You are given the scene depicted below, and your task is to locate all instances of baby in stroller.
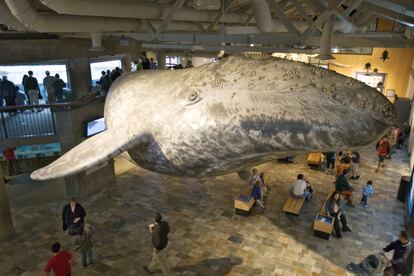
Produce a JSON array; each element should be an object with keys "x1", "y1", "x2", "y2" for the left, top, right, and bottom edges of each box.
[{"x1": 346, "y1": 253, "x2": 390, "y2": 275}]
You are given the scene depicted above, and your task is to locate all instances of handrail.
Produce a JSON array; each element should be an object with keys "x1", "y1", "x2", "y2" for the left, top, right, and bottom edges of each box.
[{"x1": 0, "y1": 94, "x2": 106, "y2": 112}]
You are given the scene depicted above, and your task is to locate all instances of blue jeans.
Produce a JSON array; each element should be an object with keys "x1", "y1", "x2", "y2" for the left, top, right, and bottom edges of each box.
[
  {"x1": 290, "y1": 190, "x2": 311, "y2": 200},
  {"x1": 303, "y1": 191, "x2": 311, "y2": 200},
  {"x1": 81, "y1": 248, "x2": 93, "y2": 266},
  {"x1": 326, "y1": 159, "x2": 335, "y2": 169},
  {"x1": 361, "y1": 195, "x2": 368, "y2": 205}
]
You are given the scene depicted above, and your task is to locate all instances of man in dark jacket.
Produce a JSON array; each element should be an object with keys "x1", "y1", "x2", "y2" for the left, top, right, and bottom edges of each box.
[
  {"x1": 52, "y1": 74, "x2": 66, "y2": 103},
  {"x1": 61, "y1": 197, "x2": 86, "y2": 238},
  {"x1": 144, "y1": 212, "x2": 171, "y2": 275},
  {"x1": 383, "y1": 231, "x2": 413, "y2": 275},
  {"x1": 141, "y1": 52, "x2": 150, "y2": 70},
  {"x1": 0, "y1": 76, "x2": 17, "y2": 113},
  {"x1": 335, "y1": 170, "x2": 355, "y2": 207},
  {"x1": 25, "y1": 70, "x2": 42, "y2": 106}
]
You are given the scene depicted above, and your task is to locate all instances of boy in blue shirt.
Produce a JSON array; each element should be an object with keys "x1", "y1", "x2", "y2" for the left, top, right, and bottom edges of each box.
[{"x1": 361, "y1": 180, "x2": 374, "y2": 207}]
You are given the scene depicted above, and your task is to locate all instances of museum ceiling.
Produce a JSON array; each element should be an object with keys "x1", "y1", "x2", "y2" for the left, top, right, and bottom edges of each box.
[{"x1": 0, "y1": 0, "x2": 413, "y2": 54}]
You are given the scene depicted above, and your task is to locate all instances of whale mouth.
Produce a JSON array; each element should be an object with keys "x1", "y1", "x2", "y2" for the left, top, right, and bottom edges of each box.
[{"x1": 31, "y1": 130, "x2": 149, "y2": 180}]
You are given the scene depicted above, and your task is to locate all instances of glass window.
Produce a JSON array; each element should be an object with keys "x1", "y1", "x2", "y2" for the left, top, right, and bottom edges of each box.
[
  {"x1": 0, "y1": 64, "x2": 68, "y2": 100},
  {"x1": 166, "y1": 56, "x2": 180, "y2": 69},
  {"x1": 90, "y1": 60, "x2": 122, "y2": 84}
]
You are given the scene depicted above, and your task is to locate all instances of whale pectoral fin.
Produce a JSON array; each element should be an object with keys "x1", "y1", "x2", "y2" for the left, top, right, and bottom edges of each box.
[
  {"x1": 31, "y1": 130, "x2": 147, "y2": 180},
  {"x1": 237, "y1": 169, "x2": 252, "y2": 180}
]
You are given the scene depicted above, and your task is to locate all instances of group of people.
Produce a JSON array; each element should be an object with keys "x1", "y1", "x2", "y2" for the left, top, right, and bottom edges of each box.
[
  {"x1": 96, "y1": 67, "x2": 123, "y2": 94},
  {"x1": 45, "y1": 197, "x2": 90, "y2": 275},
  {"x1": 132, "y1": 52, "x2": 157, "y2": 71},
  {"x1": 322, "y1": 150, "x2": 361, "y2": 179},
  {"x1": 45, "y1": 197, "x2": 171, "y2": 275},
  {"x1": 41, "y1": 71, "x2": 67, "y2": 104},
  {"x1": 245, "y1": 160, "x2": 411, "y2": 274},
  {"x1": 0, "y1": 70, "x2": 67, "y2": 112},
  {"x1": 132, "y1": 52, "x2": 194, "y2": 71}
]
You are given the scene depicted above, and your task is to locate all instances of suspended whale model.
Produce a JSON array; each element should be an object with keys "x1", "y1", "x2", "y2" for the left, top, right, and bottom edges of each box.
[{"x1": 31, "y1": 56, "x2": 395, "y2": 180}]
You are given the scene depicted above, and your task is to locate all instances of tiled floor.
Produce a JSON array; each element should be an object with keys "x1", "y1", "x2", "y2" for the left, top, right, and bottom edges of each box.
[{"x1": 0, "y1": 146, "x2": 411, "y2": 275}]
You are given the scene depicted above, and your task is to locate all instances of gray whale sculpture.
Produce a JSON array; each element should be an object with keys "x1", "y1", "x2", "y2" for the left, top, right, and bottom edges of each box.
[{"x1": 31, "y1": 55, "x2": 395, "y2": 180}]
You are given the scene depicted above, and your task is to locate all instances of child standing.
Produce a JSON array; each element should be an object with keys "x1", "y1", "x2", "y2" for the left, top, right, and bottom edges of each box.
[
  {"x1": 251, "y1": 181, "x2": 265, "y2": 209},
  {"x1": 75, "y1": 224, "x2": 93, "y2": 267},
  {"x1": 361, "y1": 181, "x2": 374, "y2": 207}
]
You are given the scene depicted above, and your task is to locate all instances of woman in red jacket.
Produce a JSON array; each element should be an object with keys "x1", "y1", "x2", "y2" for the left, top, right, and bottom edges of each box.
[{"x1": 376, "y1": 136, "x2": 390, "y2": 172}]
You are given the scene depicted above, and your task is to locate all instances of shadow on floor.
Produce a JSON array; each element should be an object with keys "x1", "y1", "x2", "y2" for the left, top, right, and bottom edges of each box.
[
  {"x1": 174, "y1": 257, "x2": 243, "y2": 275},
  {"x1": 6, "y1": 173, "x2": 66, "y2": 208}
]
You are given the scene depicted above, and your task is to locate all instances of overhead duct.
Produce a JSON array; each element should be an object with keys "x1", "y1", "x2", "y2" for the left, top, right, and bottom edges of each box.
[
  {"x1": 4, "y1": 0, "x2": 146, "y2": 33},
  {"x1": 249, "y1": 0, "x2": 360, "y2": 34},
  {"x1": 0, "y1": 0, "x2": 28, "y2": 31},
  {"x1": 89, "y1": 32, "x2": 105, "y2": 52},
  {"x1": 250, "y1": 0, "x2": 276, "y2": 33},
  {"x1": 39, "y1": 0, "x2": 246, "y2": 24},
  {"x1": 315, "y1": 15, "x2": 335, "y2": 60},
  {"x1": 224, "y1": 21, "x2": 309, "y2": 34},
  {"x1": 188, "y1": 0, "x2": 222, "y2": 10},
  {"x1": 334, "y1": 13, "x2": 360, "y2": 33}
]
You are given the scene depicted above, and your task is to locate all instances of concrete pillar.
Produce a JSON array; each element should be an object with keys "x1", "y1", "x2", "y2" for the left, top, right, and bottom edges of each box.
[
  {"x1": 66, "y1": 57, "x2": 92, "y2": 100},
  {"x1": 156, "y1": 51, "x2": 167, "y2": 69},
  {"x1": 121, "y1": 54, "x2": 132, "y2": 73},
  {"x1": 0, "y1": 169, "x2": 16, "y2": 242},
  {"x1": 54, "y1": 103, "x2": 116, "y2": 196}
]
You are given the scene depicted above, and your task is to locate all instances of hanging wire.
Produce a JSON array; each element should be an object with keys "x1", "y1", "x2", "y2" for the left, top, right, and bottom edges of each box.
[{"x1": 218, "y1": 0, "x2": 225, "y2": 57}]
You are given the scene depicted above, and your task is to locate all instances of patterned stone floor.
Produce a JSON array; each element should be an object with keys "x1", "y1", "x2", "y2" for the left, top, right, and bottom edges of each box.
[{"x1": 0, "y1": 146, "x2": 411, "y2": 276}]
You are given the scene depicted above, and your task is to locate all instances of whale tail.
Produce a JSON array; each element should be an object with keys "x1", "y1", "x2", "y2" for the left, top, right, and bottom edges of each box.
[{"x1": 31, "y1": 130, "x2": 149, "y2": 180}]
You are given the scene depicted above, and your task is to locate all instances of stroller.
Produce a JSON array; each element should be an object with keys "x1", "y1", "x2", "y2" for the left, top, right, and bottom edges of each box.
[{"x1": 346, "y1": 253, "x2": 390, "y2": 275}]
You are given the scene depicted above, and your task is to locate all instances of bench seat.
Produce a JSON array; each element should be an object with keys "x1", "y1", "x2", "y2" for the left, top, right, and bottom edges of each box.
[{"x1": 283, "y1": 196, "x2": 305, "y2": 215}]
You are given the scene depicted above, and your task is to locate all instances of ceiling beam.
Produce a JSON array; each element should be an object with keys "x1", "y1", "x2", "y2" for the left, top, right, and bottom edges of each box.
[
  {"x1": 291, "y1": 0, "x2": 313, "y2": 25},
  {"x1": 301, "y1": 0, "x2": 326, "y2": 14},
  {"x1": 269, "y1": 0, "x2": 302, "y2": 42},
  {"x1": 344, "y1": 0, "x2": 363, "y2": 17},
  {"x1": 127, "y1": 31, "x2": 414, "y2": 48},
  {"x1": 142, "y1": 43, "x2": 319, "y2": 54},
  {"x1": 194, "y1": 22, "x2": 206, "y2": 32},
  {"x1": 0, "y1": 38, "x2": 142, "y2": 65},
  {"x1": 242, "y1": 13, "x2": 254, "y2": 25},
  {"x1": 157, "y1": 0, "x2": 187, "y2": 34},
  {"x1": 363, "y1": 0, "x2": 414, "y2": 18},
  {"x1": 301, "y1": 0, "x2": 347, "y2": 41},
  {"x1": 388, "y1": 0, "x2": 414, "y2": 11},
  {"x1": 206, "y1": 0, "x2": 234, "y2": 32},
  {"x1": 140, "y1": 19, "x2": 156, "y2": 34},
  {"x1": 364, "y1": 2, "x2": 414, "y2": 26}
]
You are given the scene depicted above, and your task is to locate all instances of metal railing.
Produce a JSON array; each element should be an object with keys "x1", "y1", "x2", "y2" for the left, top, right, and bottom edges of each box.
[
  {"x1": 0, "y1": 104, "x2": 60, "y2": 139},
  {"x1": 0, "y1": 94, "x2": 106, "y2": 139}
]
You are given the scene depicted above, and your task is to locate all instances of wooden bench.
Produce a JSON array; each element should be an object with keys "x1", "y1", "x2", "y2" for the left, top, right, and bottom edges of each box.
[
  {"x1": 307, "y1": 152, "x2": 322, "y2": 170},
  {"x1": 283, "y1": 196, "x2": 305, "y2": 215},
  {"x1": 234, "y1": 194, "x2": 255, "y2": 216}
]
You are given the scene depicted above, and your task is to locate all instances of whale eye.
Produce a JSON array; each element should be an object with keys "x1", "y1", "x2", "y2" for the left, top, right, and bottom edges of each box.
[{"x1": 189, "y1": 92, "x2": 198, "y2": 102}]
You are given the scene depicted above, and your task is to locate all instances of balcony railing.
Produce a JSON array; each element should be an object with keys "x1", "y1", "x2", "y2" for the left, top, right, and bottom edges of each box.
[
  {"x1": 0, "y1": 105, "x2": 60, "y2": 139},
  {"x1": 0, "y1": 94, "x2": 106, "y2": 139}
]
